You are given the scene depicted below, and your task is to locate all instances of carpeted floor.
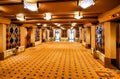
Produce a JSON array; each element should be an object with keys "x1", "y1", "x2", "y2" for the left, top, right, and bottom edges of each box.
[{"x1": 0, "y1": 42, "x2": 120, "y2": 79}]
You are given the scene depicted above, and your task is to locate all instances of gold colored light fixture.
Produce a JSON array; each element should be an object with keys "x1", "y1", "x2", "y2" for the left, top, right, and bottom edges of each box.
[
  {"x1": 16, "y1": 13, "x2": 25, "y2": 21},
  {"x1": 44, "y1": 13, "x2": 52, "y2": 20},
  {"x1": 78, "y1": 0, "x2": 95, "y2": 9},
  {"x1": 74, "y1": 11, "x2": 83, "y2": 19}
]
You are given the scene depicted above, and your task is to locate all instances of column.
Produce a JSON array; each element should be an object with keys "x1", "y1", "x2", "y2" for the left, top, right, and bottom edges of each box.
[
  {"x1": 104, "y1": 22, "x2": 117, "y2": 67},
  {"x1": 20, "y1": 26, "x2": 27, "y2": 46},
  {"x1": 81, "y1": 28, "x2": 85, "y2": 44},
  {"x1": 40, "y1": 28, "x2": 42, "y2": 43},
  {"x1": 0, "y1": 24, "x2": 6, "y2": 52},
  {"x1": 59, "y1": 29, "x2": 61, "y2": 41},
  {"x1": 91, "y1": 25, "x2": 96, "y2": 50},
  {"x1": 86, "y1": 27, "x2": 91, "y2": 48},
  {"x1": 79, "y1": 27, "x2": 82, "y2": 43},
  {"x1": 47, "y1": 29, "x2": 50, "y2": 41},
  {"x1": 31, "y1": 27, "x2": 36, "y2": 46}
]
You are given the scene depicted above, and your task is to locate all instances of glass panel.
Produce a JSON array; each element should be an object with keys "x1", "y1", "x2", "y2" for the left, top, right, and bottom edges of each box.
[
  {"x1": 55, "y1": 30, "x2": 60, "y2": 42},
  {"x1": 69, "y1": 29, "x2": 74, "y2": 42},
  {"x1": 95, "y1": 24, "x2": 104, "y2": 53}
]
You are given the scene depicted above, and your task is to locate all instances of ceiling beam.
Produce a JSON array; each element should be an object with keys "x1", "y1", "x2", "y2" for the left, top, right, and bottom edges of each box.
[
  {"x1": 11, "y1": 18, "x2": 98, "y2": 24},
  {"x1": 0, "y1": 0, "x2": 77, "y2": 5}
]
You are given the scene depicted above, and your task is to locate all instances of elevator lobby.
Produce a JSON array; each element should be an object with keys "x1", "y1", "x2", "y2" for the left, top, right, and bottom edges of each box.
[{"x1": 0, "y1": 0, "x2": 120, "y2": 79}]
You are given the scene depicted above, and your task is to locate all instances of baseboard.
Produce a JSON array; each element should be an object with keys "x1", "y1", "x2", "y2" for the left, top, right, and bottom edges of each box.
[
  {"x1": 35, "y1": 41, "x2": 41, "y2": 46},
  {"x1": 96, "y1": 51, "x2": 105, "y2": 62},
  {"x1": 111, "y1": 59, "x2": 117, "y2": 67}
]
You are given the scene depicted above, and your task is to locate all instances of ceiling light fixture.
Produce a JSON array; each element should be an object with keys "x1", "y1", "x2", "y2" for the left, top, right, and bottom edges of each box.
[
  {"x1": 43, "y1": 24, "x2": 47, "y2": 27},
  {"x1": 72, "y1": 23, "x2": 77, "y2": 26},
  {"x1": 61, "y1": 27, "x2": 65, "y2": 30},
  {"x1": 24, "y1": 0, "x2": 38, "y2": 11},
  {"x1": 44, "y1": 13, "x2": 52, "y2": 20},
  {"x1": 74, "y1": 11, "x2": 83, "y2": 19},
  {"x1": 54, "y1": 23, "x2": 58, "y2": 25},
  {"x1": 57, "y1": 24, "x2": 61, "y2": 27},
  {"x1": 37, "y1": 23, "x2": 41, "y2": 26},
  {"x1": 78, "y1": 0, "x2": 95, "y2": 9},
  {"x1": 16, "y1": 13, "x2": 25, "y2": 21},
  {"x1": 71, "y1": 27, "x2": 73, "y2": 29}
]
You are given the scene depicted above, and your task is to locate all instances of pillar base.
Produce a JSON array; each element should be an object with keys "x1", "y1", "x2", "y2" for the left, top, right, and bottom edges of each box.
[
  {"x1": 0, "y1": 52, "x2": 4, "y2": 60},
  {"x1": 85, "y1": 44, "x2": 91, "y2": 49},
  {"x1": 104, "y1": 57, "x2": 116, "y2": 68},
  {"x1": 80, "y1": 40, "x2": 82, "y2": 43}
]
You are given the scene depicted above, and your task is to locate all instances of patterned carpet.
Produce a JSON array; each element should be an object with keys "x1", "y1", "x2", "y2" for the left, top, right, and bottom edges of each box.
[{"x1": 0, "y1": 42, "x2": 120, "y2": 79}]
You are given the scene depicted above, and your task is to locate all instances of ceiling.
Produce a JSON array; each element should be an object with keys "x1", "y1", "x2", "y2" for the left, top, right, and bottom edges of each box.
[{"x1": 0, "y1": 0, "x2": 120, "y2": 28}]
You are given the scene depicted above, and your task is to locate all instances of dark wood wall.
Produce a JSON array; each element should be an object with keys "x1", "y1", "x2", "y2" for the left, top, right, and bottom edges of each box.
[{"x1": 116, "y1": 23, "x2": 120, "y2": 69}]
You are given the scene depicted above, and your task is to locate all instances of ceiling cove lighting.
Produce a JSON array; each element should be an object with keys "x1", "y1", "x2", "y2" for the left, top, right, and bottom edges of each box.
[
  {"x1": 74, "y1": 11, "x2": 83, "y2": 19},
  {"x1": 44, "y1": 13, "x2": 52, "y2": 20},
  {"x1": 16, "y1": 13, "x2": 25, "y2": 21},
  {"x1": 24, "y1": 0, "x2": 38, "y2": 11},
  {"x1": 78, "y1": 0, "x2": 95, "y2": 9}
]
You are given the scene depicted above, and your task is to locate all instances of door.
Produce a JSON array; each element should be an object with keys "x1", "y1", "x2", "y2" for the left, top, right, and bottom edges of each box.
[
  {"x1": 69, "y1": 29, "x2": 74, "y2": 42},
  {"x1": 55, "y1": 29, "x2": 60, "y2": 42},
  {"x1": 26, "y1": 27, "x2": 32, "y2": 48}
]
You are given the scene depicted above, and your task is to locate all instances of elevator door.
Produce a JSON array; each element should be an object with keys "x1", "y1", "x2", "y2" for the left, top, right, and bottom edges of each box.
[
  {"x1": 55, "y1": 30, "x2": 60, "y2": 42},
  {"x1": 117, "y1": 23, "x2": 120, "y2": 69},
  {"x1": 69, "y1": 29, "x2": 74, "y2": 42}
]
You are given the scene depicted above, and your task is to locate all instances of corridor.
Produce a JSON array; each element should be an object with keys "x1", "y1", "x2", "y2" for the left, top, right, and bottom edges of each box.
[{"x1": 0, "y1": 42, "x2": 119, "y2": 79}]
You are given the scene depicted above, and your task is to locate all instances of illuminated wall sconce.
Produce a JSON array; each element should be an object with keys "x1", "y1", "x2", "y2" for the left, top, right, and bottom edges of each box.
[
  {"x1": 74, "y1": 11, "x2": 83, "y2": 19},
  {"x1": 16, "y1": 13, "x2": 25, "y2": 21},
  {"x1": 24, "y1": 0, "x2": 38, "y2": 11},
  {"x1": 44, "y1": 13, "x2": 52, "y2": 20},
  {"x1": 78, "y1": 0, "x2": 95, "y2": 9}
]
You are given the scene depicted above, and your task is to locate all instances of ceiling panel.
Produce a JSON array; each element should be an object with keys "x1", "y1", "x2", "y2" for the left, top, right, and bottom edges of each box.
[{"x1": 0, "y1": 0, "x2": 119, "y2": 26}]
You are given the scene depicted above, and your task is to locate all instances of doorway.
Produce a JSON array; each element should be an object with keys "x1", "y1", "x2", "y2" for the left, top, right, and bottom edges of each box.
[
  {"x1": 55, "y1": 29, "x2": 60, "y2": 42},
  {"x1": 69, "y1": 29, "x2": 74, "y2": 42},
  {"x1": 26, "y1": 27, "x2": 32, "y2": 48}
]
